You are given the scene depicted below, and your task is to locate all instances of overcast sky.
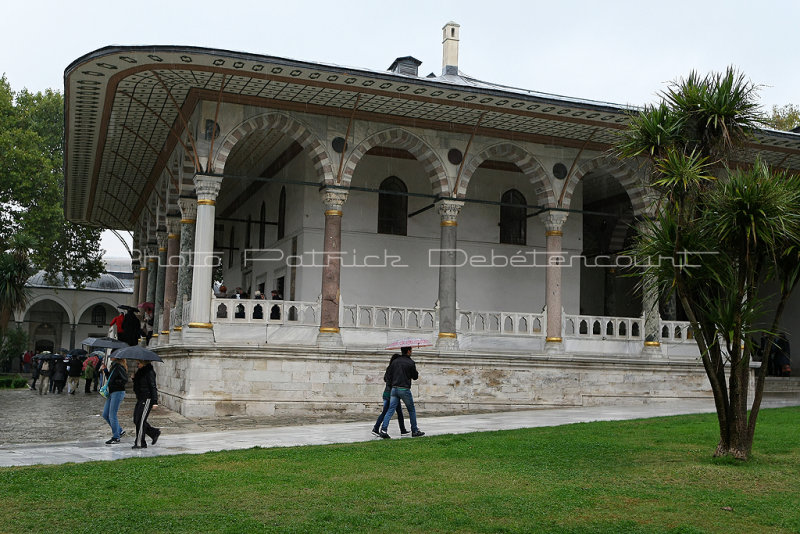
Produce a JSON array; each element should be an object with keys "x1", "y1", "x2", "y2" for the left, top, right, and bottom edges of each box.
[{"x1": 3, "y1": 0, "x2": 798, "y2": 259}]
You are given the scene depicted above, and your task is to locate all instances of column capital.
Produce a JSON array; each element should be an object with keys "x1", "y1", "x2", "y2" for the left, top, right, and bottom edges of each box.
[
  {"x1": 539, "y1": 211, "x2": 569, "y2": 233},
  {"x1": 193, "y1": 174, "x2": 223, "y2": 202},
  {"x1": 156, "y1": 231, "x2": 168, "y2": 250},
  {"x1": 178, "y1": 197, "x2": 198, "y2": 221},
  {"x1": 166, "y1": 216, "x2": 181, "y2": 236},
  {"x1": 436, "y1": 198, "x2": 464, "y2": 224},
  {"x1": 320, "y1": 188, "x2": 348, "y2": 212}
]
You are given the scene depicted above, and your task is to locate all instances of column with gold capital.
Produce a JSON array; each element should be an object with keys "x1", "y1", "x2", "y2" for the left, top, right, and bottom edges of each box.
[
  {"x1": 185, "y1": 175, "x2": 222, "y2": 343},
  {"x1": 436, "y1": 198, "x2": 464, "y2": 350},
  {"x1": 152, "y1": 231, "x2": 168, "y2": 343},
  {"x1": 174, "y1": 198, "x2": 197, "y2": 333},
  {"x1": 317, "y1": 188, "x2": 348, "y2": 347},
  {"x1": 131, "y1": 261, "x2": 140, "y2": 307},
  {"x1": 539, "y1": 211, "x2": 569, "y2": 352},
  {"x1": 161, "y1": 217, "x2": 181, "y2": 342},
  {"x1": 146, "y1": 243, "x2": 158, "y2": 306}
]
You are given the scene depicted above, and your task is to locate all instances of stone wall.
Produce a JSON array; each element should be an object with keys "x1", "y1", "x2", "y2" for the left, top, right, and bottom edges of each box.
[{"x1": 156, "y1": 345, "x2": 714, "y2": 418}]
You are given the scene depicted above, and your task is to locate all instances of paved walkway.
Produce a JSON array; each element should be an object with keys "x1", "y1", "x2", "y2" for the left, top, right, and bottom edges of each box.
[{"x1": 1, "y1": 387, "x2": 797, "y2": 467}]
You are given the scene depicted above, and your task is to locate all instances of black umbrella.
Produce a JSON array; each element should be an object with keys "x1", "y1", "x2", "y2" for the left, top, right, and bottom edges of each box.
[
  {"x1": 110, "y1": 345, "x2": 163, "y2": 362},
  {"x1": 35, "y1": 352, "x2": 61, "y2": 360},
  {"x1": 117, "y1": 304, "x2": 138, "y2": 311},
  {"x1": 67, "y1": 348, "x2": 88, "y2": 357},
  {"x1": 80, "y1": 337, "x2": 129, "y2": 349}
]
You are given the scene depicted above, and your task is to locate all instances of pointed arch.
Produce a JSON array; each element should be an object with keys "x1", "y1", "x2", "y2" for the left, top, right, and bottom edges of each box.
[
  {"x1": 457, "y1": 142, "x2": 555, "y2": 206},
  {"x1": 340, "y1": 128, "x2": 450, "y2": 196},
  {"x1": 210, "y1": 112, "x2": 335, "y2": 184},
  {"x1": 559, "y1": 156, "x2": 650, "y2": 216}
]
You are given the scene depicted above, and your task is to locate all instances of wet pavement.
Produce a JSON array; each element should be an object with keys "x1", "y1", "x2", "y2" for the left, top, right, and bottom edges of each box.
[{"x1": 1, "y1": 385, "x2": 798, "y2": 467}]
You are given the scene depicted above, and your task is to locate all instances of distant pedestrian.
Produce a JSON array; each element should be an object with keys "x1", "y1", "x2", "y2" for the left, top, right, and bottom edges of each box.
[
  {"x1": 37, "y1": 357, "x2": 51, "y2": 395},
  {"x1": 131, "y1": 360, "x2": 161, "y2": 449},
  {"x1": 52, "y1": 357, "x2": 67, "y2": 394},
  {"x1": 102, "y1": 358, "x2": 129, "y2": 444},
  {"x1": 30, "y1": 356, "x2": 40, "y2": 390},
  {"x1": 67, "y1": 356, "x2": 82, "y2": 394},
  {"x1": 372, "y1": 353, "x2": 409, "y2": 437},
  {"x1": 119, "y1": 308, "x2": 143, "y2": 346},
  {"x1": 378, "y1": 346, "x2": 425, "y2": 439}
]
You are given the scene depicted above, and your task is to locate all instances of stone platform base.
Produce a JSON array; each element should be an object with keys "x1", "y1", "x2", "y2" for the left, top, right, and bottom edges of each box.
[{"x1": 154, "y1": 344, "x2": 719, "y2": 418}]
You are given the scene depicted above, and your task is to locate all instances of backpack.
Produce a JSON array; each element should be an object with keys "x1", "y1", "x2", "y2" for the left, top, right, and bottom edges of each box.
[{"x1": 40, "y1": 361, "x2": 50, "y2": 376}]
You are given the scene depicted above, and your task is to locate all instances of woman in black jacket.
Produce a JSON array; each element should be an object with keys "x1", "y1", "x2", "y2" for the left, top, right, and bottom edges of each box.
[
  {"x1": 131, "y1": 360, "x2": 161, "y2": 449},
  {"x1": 102, "y1": 358, "x2": 129, "y2": 444}
]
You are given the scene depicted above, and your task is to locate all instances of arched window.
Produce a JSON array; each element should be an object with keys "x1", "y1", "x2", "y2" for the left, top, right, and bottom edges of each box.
[
  {"x1": 244, "y1": 215, "x2": 251, "y2": 250},
  {"x1": 500, "y1": 189, "x2": 526, "y2": 245},
  {"x1": 378, "y1": 176, "x2": 408, "y2": 236},
  {"x1": 228, "y1": 227, "x2": 236, "y2": 268},
  {"x1": 91, "y1": 305, "x2": 106, "y2": 326},
  {"x1": 259, "y1": 202, "x2": 266, "y2": 249},
  {"x1": 277, "y1": 187, "x2": 286, "y2": 241}
]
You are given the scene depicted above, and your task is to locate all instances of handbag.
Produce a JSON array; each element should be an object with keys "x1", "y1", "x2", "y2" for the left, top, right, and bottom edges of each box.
[{"x1": 99, "y1": 367, "x2": 114, "y2": 398}]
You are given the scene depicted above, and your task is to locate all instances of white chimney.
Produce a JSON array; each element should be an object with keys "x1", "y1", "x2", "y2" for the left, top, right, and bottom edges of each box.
[{"x1": 442, "y1": 21, "x2": 460, "y2": 76}]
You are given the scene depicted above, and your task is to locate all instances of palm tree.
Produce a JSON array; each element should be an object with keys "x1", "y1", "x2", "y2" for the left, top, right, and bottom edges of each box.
[
  {"x1": 0, "y1": 233, "x2": 35, "y2": 334},
  {"x1": 619, "y1": 68, "x2": 800, "y2": 460}
]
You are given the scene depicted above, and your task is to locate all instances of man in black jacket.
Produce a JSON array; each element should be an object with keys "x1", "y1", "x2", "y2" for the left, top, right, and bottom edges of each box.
[
  {"x1": 131, "y1": 360, "x2": 161, "y2": 449},
  {"x1": 378, "y1": 347, "x2": 425, "y2": 439}
]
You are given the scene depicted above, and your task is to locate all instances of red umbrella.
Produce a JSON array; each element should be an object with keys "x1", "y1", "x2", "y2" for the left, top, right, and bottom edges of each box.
[
  {"x1": 138, "y1": 302, "x2": 154, "y2": 311},
  {"x1": 385, "y1": 338, "x2": 433, "y2": 350}
]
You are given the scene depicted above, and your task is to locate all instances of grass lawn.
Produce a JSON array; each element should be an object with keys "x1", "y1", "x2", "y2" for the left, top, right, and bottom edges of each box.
[{"x1": 2, "y1": 407, "x2": 799, "y2": 533}]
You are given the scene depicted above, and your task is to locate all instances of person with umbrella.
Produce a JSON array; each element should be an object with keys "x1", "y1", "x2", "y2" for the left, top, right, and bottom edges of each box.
[
  {"x1": 101, "y1": 356, "x2": 129, "y2": 444},
  {"x1": 83, "y1": 351, "x2": 102, "y2": 394},
  {"x1": 118, "y1": 305, "x2": 144, "y2": 347},
  {"x1": 371, "y1": 352, "x2": 410, "y2": 438},
  {"x1": 113, "y1": 345, "x2": 163, "y2": 448},
  {"x1": 36, "y1": 353, "x2": 52, "y2": 395},
  {"x1": 378, "y1": 341, "x2": 428, "y2": 439}
]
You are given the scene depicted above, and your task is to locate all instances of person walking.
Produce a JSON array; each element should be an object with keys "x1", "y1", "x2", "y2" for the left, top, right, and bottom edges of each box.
[
  {"x1": 52, "y1": 357, "x2": 67, "y2": 394},
  {"x1": 118, "y1": 308, "x2": 143, "y2": 346},
  {"x1": 30, "y1": 356, "x2": 40, "y2": 390},
  {"x1": 102, "y1": 357, "x2": 129, "y2": 444},
  {"x1": 372, "y1": 353, "x2": 409, "y2": 437},
  {"x1": 131, "y1": 360, "x2": 161, "y2": 449},
  {"x1": 37, "y1": 357, "x2": 51, "y2": 395},
  {"x1": 378, "y1": 346, "x2": 425, "y2": 439},
  {"x1": 67, "y1": 356, "x2": 82, "y2": 394}
]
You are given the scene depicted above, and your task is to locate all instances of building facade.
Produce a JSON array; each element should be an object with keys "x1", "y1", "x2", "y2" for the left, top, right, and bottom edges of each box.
[{"x1": 62, "y1": 24, "x2": 800, "y2": 417}]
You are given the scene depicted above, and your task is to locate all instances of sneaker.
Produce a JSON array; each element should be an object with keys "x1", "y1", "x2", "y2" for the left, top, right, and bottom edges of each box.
[
  {"x1": 132, "y1": 444, "x2": 147, "y2": 449},
  {"x1": 105, "y1": 438, "x2": 120, "y2": 445},
  {"x1": 151, "y1": 429, "x2": 161, "y2": 445},
  {"x1": 379, "y1": 430, "x2": 391, "y2": 439},
  {"x1": 411, "y1": 431, "x2": 425, "y2": 438},
  {"x1": 371, "y1": 429, "x2": 380, "y2": 437},
  {"x1": 120, "y1": 429, "x2": 126, "y2": 437},
  {"x1": 400, "y1": 430, "x2": 411, "y2": 436}
]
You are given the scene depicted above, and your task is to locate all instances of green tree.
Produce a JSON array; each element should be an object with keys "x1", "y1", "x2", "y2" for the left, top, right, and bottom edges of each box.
[
  {"x1": 766, "y1": 104, "x2": 800, "y2": 131},
  {"x1": 0, "y1": 76, "x2": 104, "y2": 290},
  {"x1": 618, "y1": 68, "x2": 800, "y2": 460},
  {"x1": 0, "y1": 234, "x2": 35, "y2": 334}
]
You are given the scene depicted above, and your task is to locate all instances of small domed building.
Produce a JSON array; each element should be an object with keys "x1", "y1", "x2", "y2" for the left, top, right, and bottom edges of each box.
[{"x1": 16, "y1": 264, "x2": 134, "y2": 353}]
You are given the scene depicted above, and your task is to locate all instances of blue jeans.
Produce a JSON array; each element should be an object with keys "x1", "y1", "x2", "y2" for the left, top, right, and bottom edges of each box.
[
  {"x1": 380, "y1": 387, "x2": 418, "y2": 433},
  {"x1": 103, "y1": 390, "x2": 125, "y2": 439},
  {"x1": 373, "y1": 394, "x2": 406, "y2": 433}
]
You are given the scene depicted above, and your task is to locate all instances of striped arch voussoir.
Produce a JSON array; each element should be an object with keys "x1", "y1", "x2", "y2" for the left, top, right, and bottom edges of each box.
[
  {"x1": 210, "y1": 113, "x2": 334, "y2": 184},
  {"x1": 458, "y1": 143, "x2": 554, "y2": 206},
  {"x1": 341, "y1": 128, "x2": 448, "y2": 196},
  {"x1": 561, "y1": 157, "x2": 648, "y2": 216}
]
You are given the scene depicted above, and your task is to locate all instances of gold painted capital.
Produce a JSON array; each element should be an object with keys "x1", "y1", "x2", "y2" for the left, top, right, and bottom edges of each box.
[
  {"x1": 139, "y1": 267, "x2": 148, "y2": 271},
  {"x1": 319, "y1": 326, "x2": 340, "y2": 333},
  {"x1": 180, "y1": 219, "x2": 196, "y2": 224},
  {"x1": 197, "y1": 199, "x2": 215, "y2": 206},
  {"x1": 644, "y1": 341, "x2": 661, "y2": 347},
  {"x1": 148, "y1": 257, "x2": 157, "y2": 263},
  {"x1": 325, "y1": 209, "x2": 343, "y2": 217},
  {"x1": 158, "y1": 247, "x2": 167, "y2": 252},
  {"x1": 545, "y1": 336, "x2": 563, "y2": 343},
  {"x1": 545, "y1": 230, "x2": 563, "y2": 237},
  {"x1": 188, "y1": 322, "x2": 214, "y2": 329},
  {"x1": 161, "y1": 330, "x2": 170, "y2": 335},
  {"x1": 168, "y1": 234, "x2": 179, "y2": 239},
  {"x1": 440, "y1": 220, "x2": 457, "y2": 227},
  {"x1": 438, "y1": 332, "x2": 457, "y2": 338},
  {"x1": 173, "y1": 326, "x2": 183, "y2": 331},
  {"x1": 151, "y1": 334, "x2": 159, "y2": 338}
]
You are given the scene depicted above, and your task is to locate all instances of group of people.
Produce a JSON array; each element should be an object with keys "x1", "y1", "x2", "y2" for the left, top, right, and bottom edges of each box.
[
  {"x1": 372, "y1": 346, "x2": 426, "y2": 439},
  {"x1": 30, "y1": 351, "x2": 103, "y2": 395}
]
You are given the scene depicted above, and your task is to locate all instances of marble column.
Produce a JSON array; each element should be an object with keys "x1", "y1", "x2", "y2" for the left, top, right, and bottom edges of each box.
[
  {"x1": 539, "y1": 211, "x2": 568, "y2": 352},
  {"x1": 69, "y1": 324, "x2": 76, "y2": 350},
  {"x1": 161, "y1": 217, "x2": 180, "y2": 342},
  {"x1": 185, "y1": 175, "x2": 222, "y2": 343},
  {"x1": 138, "y1": 262, "x2": 148, "y2": 306},
  {"x1": 317, "y1": 188, "x2": 348, "y2": 347},
  {"x1": 436, "y1": 199, "x2": 464, "y2": 350},
  {"x1": 152, "y1": 232, "x2": 167, "y2": 343},
  {"x1": 639, "y1": 222, "x2": 662, "y2": 356},
  {"x1": 131, "y1": 263, "x2": 140, "y2": 307},
  {"x1": 146, "y1": 244, "x2": 157, "y2": 305},
  {"x1": 174, "y1": 198, "x2": 197, "y2": 334}
]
